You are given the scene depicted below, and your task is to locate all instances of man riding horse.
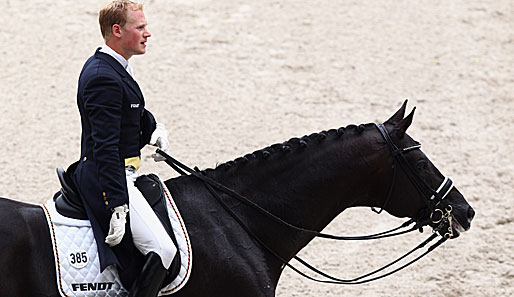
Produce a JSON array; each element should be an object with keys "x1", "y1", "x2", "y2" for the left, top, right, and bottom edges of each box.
[{"x1": 71, "y1": 1, "x2": 173, "y2": 296}]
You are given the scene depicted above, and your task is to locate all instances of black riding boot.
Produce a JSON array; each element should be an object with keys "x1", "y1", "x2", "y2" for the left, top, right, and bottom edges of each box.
[{"x1": 128, "y1": 252, "x2": 168, "y2": 297}]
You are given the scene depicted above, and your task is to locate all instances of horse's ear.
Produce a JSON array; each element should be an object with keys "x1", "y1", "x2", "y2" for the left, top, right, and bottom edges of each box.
[
  {"x1": 394, "y1": 107, "x2": 416, "y2": 139},
  {"x1": 386, "y1": 99, "x2": 408, "y2": 124}
]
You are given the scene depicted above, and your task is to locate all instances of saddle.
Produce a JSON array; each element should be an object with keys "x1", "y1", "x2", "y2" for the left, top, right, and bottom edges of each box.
[{"x1": 53, "y1": 164, "x2": 182, "y2": 284}]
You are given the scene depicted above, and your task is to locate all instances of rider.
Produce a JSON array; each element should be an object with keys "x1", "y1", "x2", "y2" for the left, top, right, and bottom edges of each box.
[{"x1": 71, "y1": 1, "x2": 175, "y2": 296}]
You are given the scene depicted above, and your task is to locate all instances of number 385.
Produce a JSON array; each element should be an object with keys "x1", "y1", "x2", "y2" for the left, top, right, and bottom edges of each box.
[{"x1": 69, "y1": 252, "x2": 88, "y2": 264}]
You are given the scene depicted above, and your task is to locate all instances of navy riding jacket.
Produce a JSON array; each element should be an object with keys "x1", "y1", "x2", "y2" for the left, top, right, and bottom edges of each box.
[{"x1": 72, "y1": 48, "x2": 156, "y2": 271}]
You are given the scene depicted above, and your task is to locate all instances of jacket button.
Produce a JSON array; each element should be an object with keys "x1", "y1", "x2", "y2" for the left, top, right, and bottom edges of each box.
[
  {"x1": 83, "y1": 157, "x2": 87, "y2": 162},
  {"x1": 105, "y1": 201, "x2": 109, "y2": 206},
  {"x1": 139, "y1": 131, "x2": 143, "y2": 135},
  {"x1": 102, "y1": 192, "x2": 106, "y2": 197}
]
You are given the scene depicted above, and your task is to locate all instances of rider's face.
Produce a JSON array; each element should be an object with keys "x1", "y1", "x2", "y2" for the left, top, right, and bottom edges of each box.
[{"x1": 118, "y1": 9, "x2": 151, "y2": 59}]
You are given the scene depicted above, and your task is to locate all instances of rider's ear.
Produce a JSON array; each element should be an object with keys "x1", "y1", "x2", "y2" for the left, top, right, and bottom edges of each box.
[
  {"x1": 394, "y1": 107, "x2": 415, "y2": 139},
  {"x1": 386, "y1": 99, "x2": 408, "y2": 124}
]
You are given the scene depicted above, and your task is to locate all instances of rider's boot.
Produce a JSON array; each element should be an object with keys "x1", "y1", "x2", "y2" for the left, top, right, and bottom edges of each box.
[{"x1": 128, "y1": 252, "x2": 168, "y2": 297}]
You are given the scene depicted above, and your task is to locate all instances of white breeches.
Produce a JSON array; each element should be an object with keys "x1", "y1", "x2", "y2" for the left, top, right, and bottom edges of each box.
[{"x1": 125, "y1": 167, "x2": 176, "y2": 269}]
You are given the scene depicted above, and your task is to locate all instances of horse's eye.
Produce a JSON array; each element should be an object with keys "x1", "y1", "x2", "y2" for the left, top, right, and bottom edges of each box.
[{"x1": 416, "y1": 160, "x2": 428, "y2": 171}]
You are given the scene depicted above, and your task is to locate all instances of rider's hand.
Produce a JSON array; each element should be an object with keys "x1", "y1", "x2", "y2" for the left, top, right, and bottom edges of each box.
[
  {"x1": 150, "y1": 123, "x2": 169, "y2": 162},
  {"x1": 105, "y1": 204, "x2": 128, "y2": 247}
]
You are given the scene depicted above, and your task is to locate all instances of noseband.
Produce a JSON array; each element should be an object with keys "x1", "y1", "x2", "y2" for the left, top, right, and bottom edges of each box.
[{"x1": 156, "y1": 122, "x2": 458, "y2": 285}]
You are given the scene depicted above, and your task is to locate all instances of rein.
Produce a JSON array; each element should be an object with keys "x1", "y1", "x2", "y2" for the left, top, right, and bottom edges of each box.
[
  {"x1": 157, "y1": 149, "x2": 418, "y2": 240},
  {"x1": 156, "y1": 123, "x2": 454, "y2": 284}
]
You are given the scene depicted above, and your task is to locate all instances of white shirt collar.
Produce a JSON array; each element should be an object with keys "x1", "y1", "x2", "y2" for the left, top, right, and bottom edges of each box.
[{"x1": 99, "y1": 44, "x2": 134, "y2": 78}]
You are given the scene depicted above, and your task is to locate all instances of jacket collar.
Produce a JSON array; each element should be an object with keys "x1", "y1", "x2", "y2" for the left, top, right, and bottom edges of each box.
[
  {"x1": 99, "y1": 44, "x2": 129, "y2": 71},
  {"x1": 94, "y1": 48, "x2": 143, "y2": 101}
]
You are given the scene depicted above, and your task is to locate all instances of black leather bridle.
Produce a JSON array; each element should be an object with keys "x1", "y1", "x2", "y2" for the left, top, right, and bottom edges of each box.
[
  {"x1": 155, "y1": 122, "x2": 458, "y2": 284},
  {"x1": 375, "y1": 123, "x2": 456, "y2": 239}
]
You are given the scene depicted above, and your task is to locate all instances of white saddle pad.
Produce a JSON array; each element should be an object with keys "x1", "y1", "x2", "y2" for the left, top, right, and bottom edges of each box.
[{"x1": 41, "y1": 179, "x2": 192, "y2": 297}]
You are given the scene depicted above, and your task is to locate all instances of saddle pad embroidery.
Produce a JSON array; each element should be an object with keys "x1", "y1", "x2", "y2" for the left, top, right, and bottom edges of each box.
[{"x1": 42, "y1": 179, "x2": 192, "y2": 297}]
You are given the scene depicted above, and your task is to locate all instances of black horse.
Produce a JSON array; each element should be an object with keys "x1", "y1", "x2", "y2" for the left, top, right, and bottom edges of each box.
[{"x1": 0, "y1": 102, "x2": 474, "y2": 297}]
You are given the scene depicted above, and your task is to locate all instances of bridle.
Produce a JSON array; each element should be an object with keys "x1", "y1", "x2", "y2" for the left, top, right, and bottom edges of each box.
[
  {"x1": 156, "y1": 123, "x2": 458, "y2": 284},
  {"x1": 375, "y1": 123, "x2": 456, "y2": 239}
]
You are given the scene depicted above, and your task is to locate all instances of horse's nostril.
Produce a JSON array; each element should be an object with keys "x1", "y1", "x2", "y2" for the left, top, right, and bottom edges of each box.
[{"x1": 467, "y1": 206, "x2": 475, "y2": 220}]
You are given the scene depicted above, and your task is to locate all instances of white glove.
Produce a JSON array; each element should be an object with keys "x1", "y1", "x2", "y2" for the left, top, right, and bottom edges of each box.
[
  {"x1": 150, "y1": 123, "x2": 169, "y2": 162},
  {"x1": 105, "y1": 204, "x2": 128, "y2": 247}
]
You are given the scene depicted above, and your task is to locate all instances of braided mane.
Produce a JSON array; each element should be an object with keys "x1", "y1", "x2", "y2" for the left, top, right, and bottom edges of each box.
[{"x1": 204, "y1": 123, "x2": 376, "y2": 174}]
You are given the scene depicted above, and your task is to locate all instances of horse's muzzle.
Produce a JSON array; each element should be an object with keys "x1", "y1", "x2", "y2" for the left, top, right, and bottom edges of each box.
[{"x1": 450, "y1": 205, "x2": 475, "y2": 238}]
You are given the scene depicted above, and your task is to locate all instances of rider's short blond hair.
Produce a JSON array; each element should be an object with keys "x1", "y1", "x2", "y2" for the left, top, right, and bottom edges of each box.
[{"x1": 99, "y1": 0, "x2": 143, "y2": 41}]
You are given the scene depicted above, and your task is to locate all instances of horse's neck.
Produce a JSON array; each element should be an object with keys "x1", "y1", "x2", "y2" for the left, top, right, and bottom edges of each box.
[{"x1": 207, "y1": 128, "x2": 384, "y2": 260}]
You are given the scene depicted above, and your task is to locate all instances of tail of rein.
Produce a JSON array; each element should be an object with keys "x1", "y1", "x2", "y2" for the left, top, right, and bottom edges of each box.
[{"x1": 155, "y1": 149, "x2": 447, "y2": 285}]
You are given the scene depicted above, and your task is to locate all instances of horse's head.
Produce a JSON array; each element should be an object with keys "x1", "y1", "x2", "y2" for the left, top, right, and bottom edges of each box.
[{"x1": 375, "y1": 101, "x2": 474, "y2": 238}]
